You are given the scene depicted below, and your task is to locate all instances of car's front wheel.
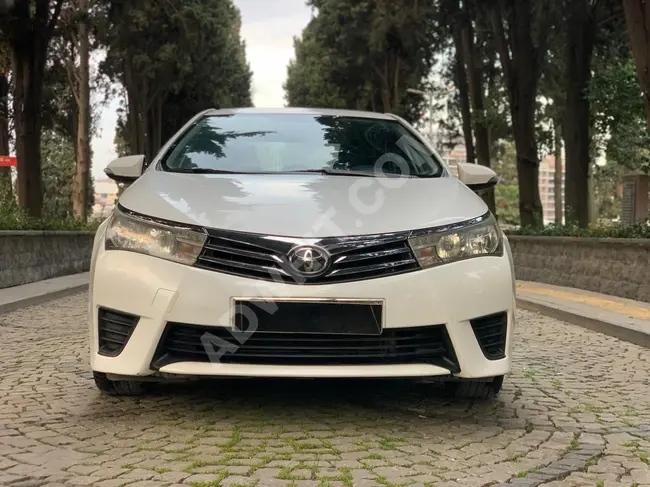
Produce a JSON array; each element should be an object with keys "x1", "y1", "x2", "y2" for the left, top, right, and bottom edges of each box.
[
  {"x1": 93, "y1": 372, "x2": 150, "y2": 396},
  {"x1": 445, "y1": 375, "x2": 504, "y2": 399}
]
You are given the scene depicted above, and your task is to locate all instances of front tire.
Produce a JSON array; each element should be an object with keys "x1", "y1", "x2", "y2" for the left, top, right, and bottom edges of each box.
[
  {"x1": 446, "y1": 375, "x2": 504, "y2": 399},
  {"x1": 93, "y1": 372, "x2": 149, "y2": 396}
]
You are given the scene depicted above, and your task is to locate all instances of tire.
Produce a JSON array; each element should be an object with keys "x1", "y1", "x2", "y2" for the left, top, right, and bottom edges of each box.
[
  {"x1": 93, "y1": 372, "x2": 149, "y2": 396},
  {"x1": 446, "y1": 375, "x2": 504, "y2": 400}
]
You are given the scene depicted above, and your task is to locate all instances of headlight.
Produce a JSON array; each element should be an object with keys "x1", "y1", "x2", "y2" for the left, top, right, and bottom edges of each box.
[
  {"x1": 408, "y1": 214, "x2": 502, "y2": 268},
  {"x1": 105, "y1": 207, "x2": 207, "y2": 265}
]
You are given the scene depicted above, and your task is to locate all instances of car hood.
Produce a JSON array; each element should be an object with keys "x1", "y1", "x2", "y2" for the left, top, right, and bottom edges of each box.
[{"x1": 118, "y1": 171, "x2": 488, "y2": 238}]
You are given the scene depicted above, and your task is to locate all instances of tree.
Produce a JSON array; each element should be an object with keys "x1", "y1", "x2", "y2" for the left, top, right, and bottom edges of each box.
[
  {"x1": 99, "y1": 0, "x2": 252, "y2": 161},
  {"x1": 448, "y1": 0, "x2": 496, "y2": 213},
  {"x1": 562, "y1": 0, "x2": 621, "y2": 227},
  {"x1": 487, "y1": 0, "x2": 555, "y2": 228},
  {"x1": 285, "y1": 0, "x2": 439, "y2": 124},
  {"x1": 622, "y1": 0, "x2": 650, "y2": 134},
  {"x1": 1, "y1": 0, "x2": 64, "y2": 217},
  {"x1": 0, "y1": 46, "x2": 11, "y2": 206},
  {"x1": 56, "y1": 0, "x2": 92, "y2": 221}
]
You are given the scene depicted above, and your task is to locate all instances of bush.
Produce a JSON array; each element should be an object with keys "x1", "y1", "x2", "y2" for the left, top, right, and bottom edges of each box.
[
  {"x1": 506, "y1": 220, "x2": 650, "y2": 239},
  {"x1": 0, "y1": 211, "x2": 103, "y2": 232}
]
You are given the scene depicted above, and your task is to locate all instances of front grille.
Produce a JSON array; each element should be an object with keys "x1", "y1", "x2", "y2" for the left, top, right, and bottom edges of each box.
[
  {"x1": 194, "y1": 229, "x2": 420, "y2": 284},
  {"x1": 151, "y1": 323, "x2": 460, "y2": 372},
  {"x1": 98, "y1": 308, "x2": 140, "y2": 357},
  {"x1": 470, "y1": 312, "x2": 507, "y2": 360}
]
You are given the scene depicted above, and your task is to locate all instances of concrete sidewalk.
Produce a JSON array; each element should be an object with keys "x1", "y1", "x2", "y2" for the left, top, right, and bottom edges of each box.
[
  {"x1": 517, "y1": 280, "x2": 650, "y2": 348},
  {"x1": 0, "y1": 272, "x2": 89, "y2": 314}
]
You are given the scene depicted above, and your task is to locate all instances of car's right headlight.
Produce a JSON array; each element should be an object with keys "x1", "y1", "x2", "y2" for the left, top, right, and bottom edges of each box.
[
  {"x1": 408, "y1": 213, "x2": 502, "y2": 268},
  {"x1": 105, "y1": 207, "x2": 207, "y2": 265}
]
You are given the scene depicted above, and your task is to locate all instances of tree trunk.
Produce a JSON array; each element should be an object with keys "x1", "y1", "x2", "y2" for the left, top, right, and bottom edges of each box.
[
  {"x1": 124, "y1": 61, "x2": 140, "y2": 155},
  {"x1": 564, "y1": 0, "x2": 595, "y2": 227},
  {"x1": 151, "y1": 97, "x2": 162, "y2": 161},
  {"x1": 460, "y1": 0, "x2": 495, "y2": 214},
  {"x1": 12, "y1": 42, "x2": 45, "y2": 217},
  {"x1": 489, "y1": 0, "x2": 543, "y2": 228},
  {"x1": 9, "y1": 0, "x2": 63, "y2": 218},
  {"x1": 553, "y1": 121, "x2": 563, "y2": 223},
  {"x1": 512, "y1": 100, "x2": 542, "y2": 228},
  {"x1": 452, "y1": 31, "x2": 475, "y2": 164},
  {"x1": 0, "y1": 73, "x2": 11, "y2": 205},
  {"x1": 622, "y1": 0, "x2": 650, "y2": 134},
  {"x1": 72, "y1": 0, "x2": 91, "y2": 222}
]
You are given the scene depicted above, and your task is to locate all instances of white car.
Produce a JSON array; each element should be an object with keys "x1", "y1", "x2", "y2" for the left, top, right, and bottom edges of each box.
[{"x1": 91, "y1": 107, "x2": 516, "y2": 399}]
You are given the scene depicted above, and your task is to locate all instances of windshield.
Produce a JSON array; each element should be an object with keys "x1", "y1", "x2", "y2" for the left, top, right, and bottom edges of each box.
[{"x1": 161, "y1": 114, "x2": 444, "y2": 177}]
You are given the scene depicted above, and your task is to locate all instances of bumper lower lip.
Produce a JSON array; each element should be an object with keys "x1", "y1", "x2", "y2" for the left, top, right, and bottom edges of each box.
[{"x1": 157, "y1": 362, "x2": 453, "y2": 378}]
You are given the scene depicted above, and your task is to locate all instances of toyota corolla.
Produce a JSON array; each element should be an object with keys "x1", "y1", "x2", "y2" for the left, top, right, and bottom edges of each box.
[{"x1": 90, "y1": 107, "x2": 516, "y2": 398}]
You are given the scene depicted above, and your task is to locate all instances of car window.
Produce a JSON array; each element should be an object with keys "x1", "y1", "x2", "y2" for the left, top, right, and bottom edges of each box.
[{"x1": 161, "y1": 114, "x2": 443, "y2": 177}]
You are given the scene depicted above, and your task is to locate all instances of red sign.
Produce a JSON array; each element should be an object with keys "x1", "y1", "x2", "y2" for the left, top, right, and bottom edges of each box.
[{"x1": 0, "y1": 156, "x2": 16, "y2": 167}]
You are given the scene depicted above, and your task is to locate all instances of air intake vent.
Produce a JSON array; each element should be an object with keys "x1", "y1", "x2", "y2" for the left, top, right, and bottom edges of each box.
[
  {"x1": 470, "y1": 312, "x2": 507, "y2": 360},
  {"x1": 98, "y1": 308, "x2": 140, "y2": 357},
  {"x1": 151, "y1": 323, "x2": 460, "y2": 372}
]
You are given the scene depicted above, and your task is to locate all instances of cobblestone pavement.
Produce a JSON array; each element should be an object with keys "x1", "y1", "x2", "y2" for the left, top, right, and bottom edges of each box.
[{"x1": 1, "y1": 293, "x2": 649, "y2": 487}]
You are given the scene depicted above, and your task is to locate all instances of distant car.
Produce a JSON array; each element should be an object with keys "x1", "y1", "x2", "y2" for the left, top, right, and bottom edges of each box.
[{"x1": 90, "y1": 107, "x2": 516, "y2": 399}]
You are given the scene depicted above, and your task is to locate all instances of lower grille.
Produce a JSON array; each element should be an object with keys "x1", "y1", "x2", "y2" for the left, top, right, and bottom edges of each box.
[
  {"x1": 98, "y1": 308, "x2": 140, "y2": 357},
  {"x1": 151, "y1": 323, "x2": 460, "y2": 372},
  {"x1": 470, "y1": 312, "x2": 507, "y2": 360}
]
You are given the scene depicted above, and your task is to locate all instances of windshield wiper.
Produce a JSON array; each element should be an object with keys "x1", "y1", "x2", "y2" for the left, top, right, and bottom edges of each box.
[{"x1": 287, "y1": 169, "x2": 418, "y2": 178}]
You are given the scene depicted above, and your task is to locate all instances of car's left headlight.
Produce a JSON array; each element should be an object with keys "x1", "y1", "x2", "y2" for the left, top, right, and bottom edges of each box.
[
  {"x1": 105, "y1": 207, "x2": 207, "y2": 265},
  {"x1": 408, "y1": 214, "x2": 502, "y2": 268}
]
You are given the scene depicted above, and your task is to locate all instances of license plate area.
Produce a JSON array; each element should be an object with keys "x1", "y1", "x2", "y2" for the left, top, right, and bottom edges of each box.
[{"x1": 232, "y1": 298, "x2": 384, "y2": 335}]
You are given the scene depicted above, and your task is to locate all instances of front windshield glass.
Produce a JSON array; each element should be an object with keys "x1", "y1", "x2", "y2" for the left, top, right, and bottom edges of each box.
[{"x1": 161, "y1": 114, "x2": 444, "y2": 177}]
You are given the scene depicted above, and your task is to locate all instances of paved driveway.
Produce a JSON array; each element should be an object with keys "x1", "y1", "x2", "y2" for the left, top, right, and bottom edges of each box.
[{"x1": 0, "y1": 293, "x2": 649, "y2": 487}]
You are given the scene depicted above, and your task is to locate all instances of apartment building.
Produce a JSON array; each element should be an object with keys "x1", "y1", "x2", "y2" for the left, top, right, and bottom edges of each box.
[
  {"x1": 93, "y1": 178, "x2": 119, "y2": 219},
  {"x1": 538, "y1": 155, "x2": 565, "y2": 224}
]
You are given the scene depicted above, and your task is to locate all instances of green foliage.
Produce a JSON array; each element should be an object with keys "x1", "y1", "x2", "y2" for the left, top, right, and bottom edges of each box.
[
  {"x1": 40, "y1": 130, "x2": 76, "y2": 220},
  {"x1": 495, "y1": 184, "x2": 520, "y2": 226},
  {"x1": 508, "y1": 221, "x2": 650, "y2": 238},
  {"x1": 36, "y1": 130, "x2": 94, "y2": 220},
  {"x1": 493, "y1": 142, "x2": 520, "y2": 225},
  {"x1": 99, "y1": 0, "x2": 253, "y2": 158},
  {"x1": 0, "y1": 208, "x2": 102, "y2": 231},
  {"x1": 591, "y1": 164, "x2": 622, "y2": 222},
  {"x1": 590, "y1": 56, "x2": 650, "y2": 174},
  {"x1": 284, "y1": 0, "x2": 440, "y2": 124}
]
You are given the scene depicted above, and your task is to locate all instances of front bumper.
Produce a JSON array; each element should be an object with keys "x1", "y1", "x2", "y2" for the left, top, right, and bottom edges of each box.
[{"x1": 89, "y1": 245, "x2": 516, "y2": 379}]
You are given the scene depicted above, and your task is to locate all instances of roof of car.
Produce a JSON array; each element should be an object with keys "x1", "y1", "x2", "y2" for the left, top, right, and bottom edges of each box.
[{"x1": 203, "y1": 107, "x2": 397, "y2": 120}]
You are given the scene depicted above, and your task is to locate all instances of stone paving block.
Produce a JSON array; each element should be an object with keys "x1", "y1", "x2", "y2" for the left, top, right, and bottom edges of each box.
[{"x1": 2, "y1": 296, "x2": 650, "y2": 487}]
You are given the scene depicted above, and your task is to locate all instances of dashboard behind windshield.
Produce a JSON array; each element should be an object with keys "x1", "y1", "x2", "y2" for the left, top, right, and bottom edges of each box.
[{"x1": 161, "y1": 113, "x2": 444, "y2": 178}]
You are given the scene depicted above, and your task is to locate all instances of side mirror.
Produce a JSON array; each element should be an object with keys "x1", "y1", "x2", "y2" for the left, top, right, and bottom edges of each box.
[
  {"x1": 456, "y1": 162, "x2": 499, "y2": 192},
  {"x1": 104, "y1": 155, "x2": 146, "y2": 184}
]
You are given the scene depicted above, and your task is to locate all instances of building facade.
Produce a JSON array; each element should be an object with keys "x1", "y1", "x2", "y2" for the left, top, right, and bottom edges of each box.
[
  {"x1": 538, "y1": 155, "x2": 565, "y2": 224},
  {"x1": 93, "y1": 179, "x2": 119, "y2": 219}
]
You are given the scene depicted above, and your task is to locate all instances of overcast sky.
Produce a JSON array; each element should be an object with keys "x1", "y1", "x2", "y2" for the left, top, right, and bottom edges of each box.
[{"x1": 90, "y1": 0, "x2": 313, "y2": 180}]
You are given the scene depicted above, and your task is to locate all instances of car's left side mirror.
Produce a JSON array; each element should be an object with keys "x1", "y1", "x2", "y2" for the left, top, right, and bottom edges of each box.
[
  {"x1": 456, "y1": 162, "x2": 499, "y2": 192},
  {"x1": 104, "y1": 155, "x2": 146, "y2": 184}
]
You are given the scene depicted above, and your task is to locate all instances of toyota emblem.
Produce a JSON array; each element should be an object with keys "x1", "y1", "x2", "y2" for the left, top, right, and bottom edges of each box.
[{"x1": 286, "y1": 245, "x2": 331, "y2": 277}]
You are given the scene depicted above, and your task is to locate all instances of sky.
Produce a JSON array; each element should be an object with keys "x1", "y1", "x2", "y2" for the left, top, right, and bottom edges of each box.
[{"x1": 90, "y1": 0, "x2": 314, "y2": 181}]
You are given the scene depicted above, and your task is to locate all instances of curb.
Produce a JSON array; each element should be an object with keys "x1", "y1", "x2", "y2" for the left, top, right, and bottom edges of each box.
[
  {"x1": 517, "y1": 297, "x2": 650, "y2": 349},
  {"x1": 0, "y1": 283, "x2": 89, "y2": 315}
]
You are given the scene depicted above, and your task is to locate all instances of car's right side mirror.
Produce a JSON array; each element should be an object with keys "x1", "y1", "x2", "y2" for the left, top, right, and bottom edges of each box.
[
  {"x1": 104, "y1": 155, "x2": 146, "y2": 184},
  {"x1": 456, "y1": 162, "x2": 499, "y2": 192}
]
